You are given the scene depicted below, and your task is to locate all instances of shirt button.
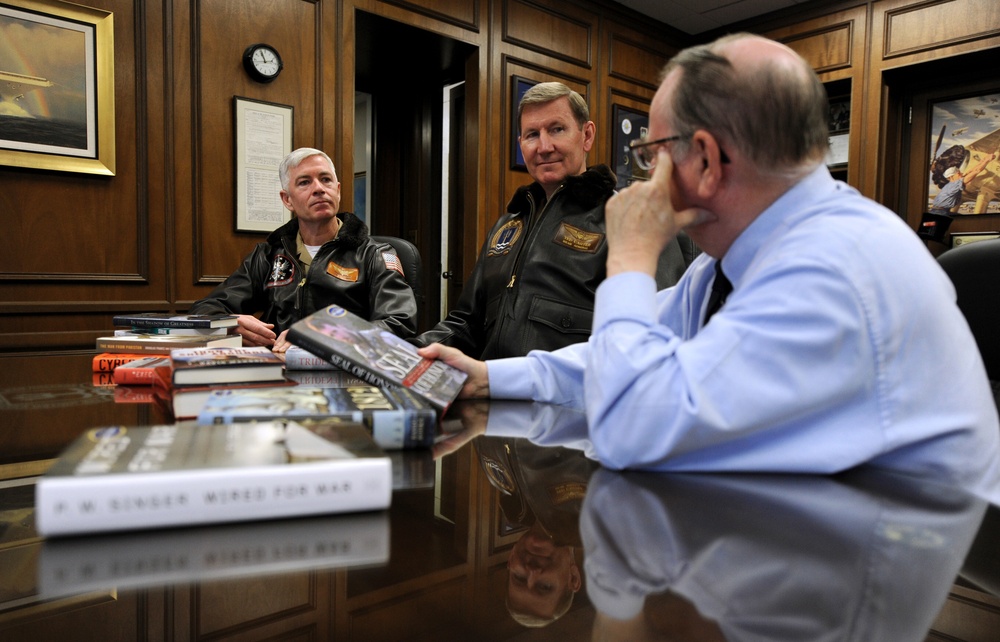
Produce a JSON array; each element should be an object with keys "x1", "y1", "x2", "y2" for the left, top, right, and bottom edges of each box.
[{"x1": 560, "y1": 317, "x2": 572, "y2": 328}]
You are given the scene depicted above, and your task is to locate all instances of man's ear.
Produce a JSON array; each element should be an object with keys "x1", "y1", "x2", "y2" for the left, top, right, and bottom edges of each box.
[
  {"x1": 279, "y1": 190, "x2": 294, "y2": 211},
  {"x1": 690, "y1": 130, "x2": 724, "y2": 198},
  {"x1": 581, "y1": 121, "x2": 596, "y2": 153}
]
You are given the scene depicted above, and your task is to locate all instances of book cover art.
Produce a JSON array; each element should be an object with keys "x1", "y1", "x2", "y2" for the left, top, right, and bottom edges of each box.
[
  {"x1": 169, "y1": 346, "x2": 285, "y2": 385},
  {"x1": 96, "y1": 333, "x2": 243, "y2": 355},
  {"x1": 39, "y1": 510, "x2": 389, "y2": 598},
  {"x1": 197, "y1": 384, "x2": 438, "y2": 450},
  {"x1": 113, "y1": 313, "x2": 239, "y2": 329},
  {"x1": 287, "y1": 305, "x2": 467, "y2": 411},
  {"x1": 36, "y1": 420, "x2": 392, "y2": 537}
]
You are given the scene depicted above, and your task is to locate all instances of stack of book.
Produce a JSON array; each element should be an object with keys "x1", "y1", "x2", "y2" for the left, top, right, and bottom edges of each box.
[
  {"x1": 96, "y1": 313, "x2": 242, "y2": 355},
  {"x1": 152, "y1": 345, "x2": 289, "y2": 419}
]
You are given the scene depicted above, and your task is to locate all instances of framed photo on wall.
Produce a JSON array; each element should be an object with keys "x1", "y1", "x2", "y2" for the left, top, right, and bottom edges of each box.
[
  {"x1": 510, "y1": 76, "x2": 537, "y2": 171},
  {"x1": 0, "y1": 0, "x2": 115, "y2": 175},
  {"x1": 233, "y1": 97, "x2": 293, "y2": 233},
  {"x1": 611, "y1": 104, "x2": 649, "y2": 190},
  {"x1": 926, "y1": 91, "x2": 1000, "y2": 216}
]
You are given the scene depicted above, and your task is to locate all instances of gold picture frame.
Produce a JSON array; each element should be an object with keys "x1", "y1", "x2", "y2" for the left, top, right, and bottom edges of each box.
[{"x1": 0, "y1": 0, "x2": 115, "y2": 176}]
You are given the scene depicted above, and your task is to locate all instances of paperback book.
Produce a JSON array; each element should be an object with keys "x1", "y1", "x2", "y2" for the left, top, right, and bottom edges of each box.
[
  {"x1": 112, "y1": 355, "x2": 172, "y2": 385},
  {"x1": 197, "y1": 384, "x2": 438, "y2": 450},
  {"x1": 96, "y1": 332, "x2": 242, "y2": 354},
  {"x1": 169, "y1": 345, "x2": 285, "y2": 385},
  {"x1": 287, "y1": 305, "x2": 467, "y2": 411},
  {"x1": 151, "y1": 365, "x2": 297, "y2": 419},
  {"x1": 112, "y1": 313, "x2": 239, "y2": 329},
  {"x1": 35, "y1": 419, "x2": 392, "y2": 537},
  {"x1": 39, "y1": 511, "x2": 389, "y2": 598}
]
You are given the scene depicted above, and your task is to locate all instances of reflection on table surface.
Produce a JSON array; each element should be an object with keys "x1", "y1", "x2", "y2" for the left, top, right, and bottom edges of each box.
[{"x1": 1, "y1": 352, "x2": 998, "y2": 640}]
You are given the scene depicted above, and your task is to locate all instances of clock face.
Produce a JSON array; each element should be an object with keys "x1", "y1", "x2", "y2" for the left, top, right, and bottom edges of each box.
[{"x1": 243, "y1": 44, "x2": 282, "y2": 83}]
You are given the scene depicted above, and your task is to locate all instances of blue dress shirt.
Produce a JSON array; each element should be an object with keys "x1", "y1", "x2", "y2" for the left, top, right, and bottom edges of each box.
[{"x1": 488, "y1": 165, "x2": 1000, "y2": 492}]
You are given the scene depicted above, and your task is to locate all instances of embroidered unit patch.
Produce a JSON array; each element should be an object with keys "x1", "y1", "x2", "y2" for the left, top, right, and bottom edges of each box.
[
  {"x1": 487, "y1": 219, "x2": 524, "y2": 257},
  {"x1": 327, "y1": 261, "x2": 359, "y2": 282},
  {"x1": 265, "y1": 254, "x2": 295, "y2": 288},
  {"x1": 554, "y1": 222, "x2": 603, "y2": 253}
]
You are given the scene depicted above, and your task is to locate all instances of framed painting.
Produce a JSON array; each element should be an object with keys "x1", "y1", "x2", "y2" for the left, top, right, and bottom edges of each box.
[
  {"x1": 0, "y1": 0, "x2": 115, "y2": 175},
  {"x1": 510, "y1": 76, "x2": 537, "y2": 171},
  {"x1": 926, "y1": 91, "x2": 1000, "y2": 216},
  {"x1": 233, "y1": 96, "x2": 293, "y2": 233},
  {"x1": 611, "y1": 104, "x2": 649, "y2": 189}
]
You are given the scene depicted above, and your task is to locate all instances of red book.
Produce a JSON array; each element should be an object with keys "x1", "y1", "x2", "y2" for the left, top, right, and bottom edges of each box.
[
  {"x1": 93, "y1": 352, "x2": 148, "y2": 373},
  {"x1": 113, "y1": 356, "x2": 172, "y2": 385}
]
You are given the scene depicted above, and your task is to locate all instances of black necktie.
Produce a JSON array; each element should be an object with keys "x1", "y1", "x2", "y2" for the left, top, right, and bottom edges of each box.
[{"x1": 703, "y1": 261, "x2": 732, "y2": 325}]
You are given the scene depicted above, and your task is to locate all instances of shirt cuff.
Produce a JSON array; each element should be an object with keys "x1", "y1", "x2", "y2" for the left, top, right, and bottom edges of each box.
[
  {"x1": 593, "y1": 272, "x2": 659, "y2": 332},
  {"x1": 486, "y1": 357, "x2": 534, "y2": 399}
]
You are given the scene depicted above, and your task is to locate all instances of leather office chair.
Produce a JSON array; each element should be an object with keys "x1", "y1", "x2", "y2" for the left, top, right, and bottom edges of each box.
[
  {"x1": 371, "y1": 235, "x2": 424, "y2": 308},
  {"x1": 937, "y1": 238, "x2": 1000, "y2": 382}
]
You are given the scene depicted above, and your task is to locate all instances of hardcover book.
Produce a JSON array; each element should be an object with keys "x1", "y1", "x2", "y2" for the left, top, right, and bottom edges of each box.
[
  {"x1": 287, "y1": 305, "x2": 467, "y2": 411},
  {"x1": 39, "y1": 511, "x2": 389, "y2": 598},
  {"x1": 169, "y1": 345, "x2": 285, "y2": 385},
  {"x1": 197, "y1": 384, "x2": 438, "y2": 450},
  {"x1": 95, "y1": 333, "x2": 243, "y2": 355},
  {"x1": 112, "y1": 313, "x2": 239, "y2": 329},
  {"x1": 35, "y1": 419, "x2": 392, "y2": 537},
  {"x1": 93, "y1": 352, "x2": 149, "y2": 373},
  {"x1": 151, "y1": 365, "x2": 297, "y2": 419},
  {"x1": 112, "y1": 355, "x2": 172, "y2": 385},
  {"x1": 116, "y1": 327, "x2": 228, "y2": 336}
]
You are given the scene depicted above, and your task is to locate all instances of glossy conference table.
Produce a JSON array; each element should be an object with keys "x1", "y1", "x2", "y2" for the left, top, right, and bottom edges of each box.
[{"x1": 1, "y1": 352, "x2": 998, "y2": 641}]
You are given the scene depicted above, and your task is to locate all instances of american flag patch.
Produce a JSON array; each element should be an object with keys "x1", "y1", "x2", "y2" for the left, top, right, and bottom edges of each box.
[{"x1": 382, "y1": 252, "x2": 405, "y2": 278}]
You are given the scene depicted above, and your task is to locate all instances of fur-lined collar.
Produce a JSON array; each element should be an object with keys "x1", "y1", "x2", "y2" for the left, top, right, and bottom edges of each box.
[
  {"x1": 506, "y1": 164, "x2": 617, "y2": 214},
  {"x1": 270, "y1": 211, "x2": 369, "y2": 249}
]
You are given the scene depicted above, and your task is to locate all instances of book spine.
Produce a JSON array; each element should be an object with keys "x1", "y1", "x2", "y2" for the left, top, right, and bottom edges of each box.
[
  {"x1": 35, "y1": 459, "x2": 392, "y2": 537},
  {"x1": 95, "y1": 339, "x2": 177, "y2": 355},
  {"x1": 369, "y1": 409, "x2": 437, "y2": 449},
  {"x1": 116, "y1": 317, "x2": 216, "y2": 329},
  {"x1": 93, "y1": 353, "x2": 149, "y2": 372}
]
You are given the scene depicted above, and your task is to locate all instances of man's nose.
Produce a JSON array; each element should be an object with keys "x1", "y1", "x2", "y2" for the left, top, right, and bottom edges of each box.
[{"x1": 537, "y1": 131, "x2": 555, "y2": 152}]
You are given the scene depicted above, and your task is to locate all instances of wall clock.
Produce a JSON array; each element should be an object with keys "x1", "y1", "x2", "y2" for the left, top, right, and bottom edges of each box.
[{"x1": 242, "y1": 43, "x2": 283, "y2": 83}]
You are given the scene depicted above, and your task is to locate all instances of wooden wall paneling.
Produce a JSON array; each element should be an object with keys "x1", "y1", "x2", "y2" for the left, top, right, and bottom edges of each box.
[
  {"x1": 175, "y1": 0, "x2": 323, "y2": 307},
  {"x1": 502, "y1": 0, "x2": 593, "y2": 68},
  {"x1": 378, "y1": 0, "x2": 480, "y2": 32},
  {"x1": 762, "y1": 5, "x2": 868, "y2": 191},
  {"x1": 0, "y1": 0, "x2": 167, "y2": 352},
  {"x1": 862, "y1": 0, "x2": 1000, "y2": 202}
]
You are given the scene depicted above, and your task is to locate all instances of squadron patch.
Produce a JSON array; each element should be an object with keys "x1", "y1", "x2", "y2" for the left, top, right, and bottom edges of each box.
[
  {"x1": 265, "y1": 254, "x2": 295, "y2": 288},
  {"x1": 487, "y1": 219, "x2": 524, "y2": 257},
  {"x1": 553, "y1": 222, "x2": 603, "y2": 253},
  {"x1": 327, "y1": 261, "x2": 359, "y2": 282}
]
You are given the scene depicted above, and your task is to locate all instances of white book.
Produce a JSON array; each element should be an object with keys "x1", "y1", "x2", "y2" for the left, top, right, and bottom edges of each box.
[{"x1": 36, "y1": 420, "x2": 392, "y2": 537}]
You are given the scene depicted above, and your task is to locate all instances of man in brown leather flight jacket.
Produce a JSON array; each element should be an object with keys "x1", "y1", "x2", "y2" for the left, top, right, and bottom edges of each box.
[
  {"x1": 413, "y1": 83, "x2": 695, "y2": 360},
  {"x1": 190, "y1": 148, "x2": 417, "y2": 351}
]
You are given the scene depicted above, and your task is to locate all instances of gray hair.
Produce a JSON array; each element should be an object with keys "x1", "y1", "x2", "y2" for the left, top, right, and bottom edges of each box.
[
  {"x1": 517, "y1": 82, "x2": 590, "y2": 134},
  {"x1": 660, "y1": 33, "x2": 829, "y2": 177},
  {"x1": 278, "y1": 148, "x2": 336, "y2": 191}
]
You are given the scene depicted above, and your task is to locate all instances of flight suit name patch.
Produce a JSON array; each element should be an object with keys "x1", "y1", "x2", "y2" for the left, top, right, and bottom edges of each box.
[
  {"x1": 553, "y1": 222, "x2": 603, "y2": 253},
  {"x1": 327, "y1": 261, "x2": 359, "y2": 282}
]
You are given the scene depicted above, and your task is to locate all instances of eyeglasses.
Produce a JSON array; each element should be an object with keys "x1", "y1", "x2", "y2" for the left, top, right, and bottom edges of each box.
[
  {"x1": 629, "y1": 135, "x2": 731, "y2": 171},
  {"x1": 629, "y1": 135, "x2": 684, "y2": 171}
]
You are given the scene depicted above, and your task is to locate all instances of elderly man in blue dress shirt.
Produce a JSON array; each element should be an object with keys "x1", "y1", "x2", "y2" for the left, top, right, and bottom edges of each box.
[{"x1": 420, "y1": 33, "x2": 1000, "y2": 493}]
